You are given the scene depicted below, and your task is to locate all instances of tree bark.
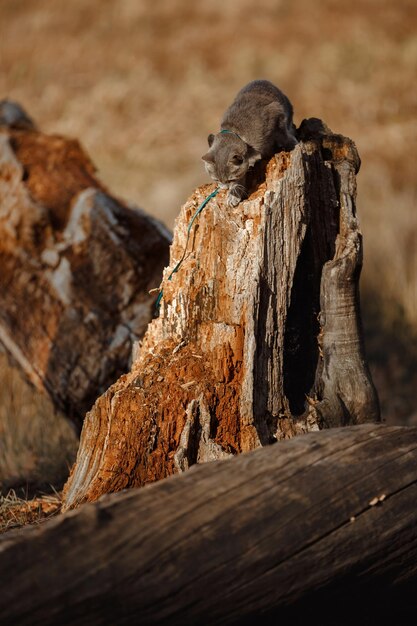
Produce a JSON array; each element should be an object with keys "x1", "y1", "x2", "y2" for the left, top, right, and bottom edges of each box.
[
  {"x1": 1, "y1": 424, "x2": 416, "y2": 626},
  {"x1": 0, "y1": 112, "x2": 170, "y2": 429},
  {"x1": 62, "y1": 119, "x2": 379, "y2": 509}
]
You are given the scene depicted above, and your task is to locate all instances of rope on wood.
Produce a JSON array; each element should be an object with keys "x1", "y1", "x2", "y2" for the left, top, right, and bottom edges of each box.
[{"x1": 155, "y1": 186, "x2": 220, "y2": 311}]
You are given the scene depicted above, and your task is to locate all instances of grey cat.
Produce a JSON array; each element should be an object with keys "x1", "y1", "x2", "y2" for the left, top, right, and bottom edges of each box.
[{"x1": 202, "y1": 80, "x2": 297, "y2": 206}]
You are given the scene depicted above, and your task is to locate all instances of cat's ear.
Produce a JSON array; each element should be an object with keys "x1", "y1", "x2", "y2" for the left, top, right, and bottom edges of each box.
[
  {"x1": 207, "y1": 133, "x2": 215, "y2": 147},
  {"x1": 247, "y1": 146, "x2": 262, "y2": 166},
  {"x1": 202, "y1": 151, "x2": 214, "y2": 163}
]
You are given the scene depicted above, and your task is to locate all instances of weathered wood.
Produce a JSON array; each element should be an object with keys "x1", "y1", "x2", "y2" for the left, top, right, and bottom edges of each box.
[
  {"x1": 1, "y1": 424, "x2": 416, "y2": 626},
  {"x1": 0, "y1": 109, "x2": 170, "y2": 428},
  {"x1": 298, "y1": 120, "x2": 380, "y2": 427},
  {"x1": 63, "y1": 119, "x2": 379, "y2": 509}
]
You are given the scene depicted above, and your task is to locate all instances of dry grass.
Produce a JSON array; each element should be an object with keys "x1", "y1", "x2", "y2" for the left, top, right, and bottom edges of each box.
[
  {"x1": 0, "y1": 488, "x2": 61, "y2": 534},
  {"x1": 0, "y1": 0, "x2": 416, "y2": 498},
  {"x1": 0, "y1": 353, "x2": 78, "y2": 494}
]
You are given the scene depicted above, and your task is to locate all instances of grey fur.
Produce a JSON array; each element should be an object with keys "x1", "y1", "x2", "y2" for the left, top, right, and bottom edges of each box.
[{"x1": 202, "y1": 80, "x2": 297, "y2": 206}]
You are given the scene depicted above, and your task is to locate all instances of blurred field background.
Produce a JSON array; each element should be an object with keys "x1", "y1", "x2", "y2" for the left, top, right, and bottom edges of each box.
[{"x1": 0, "y1": 0, "x2": 416, "y2": 492}]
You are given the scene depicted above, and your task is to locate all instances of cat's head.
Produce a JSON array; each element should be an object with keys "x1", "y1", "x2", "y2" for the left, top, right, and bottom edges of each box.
[{"x1": 202, "y1": 133, "x2": 261, "y2": 187}]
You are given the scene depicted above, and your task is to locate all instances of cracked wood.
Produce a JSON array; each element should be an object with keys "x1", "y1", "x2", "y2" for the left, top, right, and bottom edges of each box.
[{"x1": 62, "y1": 119, "x2": 379, "y2": 509}]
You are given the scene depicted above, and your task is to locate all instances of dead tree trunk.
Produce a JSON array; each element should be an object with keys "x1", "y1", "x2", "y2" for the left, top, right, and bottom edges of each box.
[
  {"x1": 62, "y1": 119, "x2": 379, "y2": 509},
  {"x1": 0, "y1": 104, "x2": 170, "y2": 429},
  {"x1": 1, "y1": 425, "x2": 416, "y2": 626}
]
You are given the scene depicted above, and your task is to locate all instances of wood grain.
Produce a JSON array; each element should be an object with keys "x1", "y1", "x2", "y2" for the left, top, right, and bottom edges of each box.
[{"x1": 1, "y1": 424, "x2": 416, "y2": 625}]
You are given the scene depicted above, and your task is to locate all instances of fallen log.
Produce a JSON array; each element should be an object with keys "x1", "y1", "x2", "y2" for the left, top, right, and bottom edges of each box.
[
  {"x1": 63, "y1": 119, "x2": 379, "y2": 509},
  {"x1": 1, "y1": 424, "x2": 416, "y2": 626},
  {"x1": 0, "y1": 102, "x2": 170, "y2": 429}
]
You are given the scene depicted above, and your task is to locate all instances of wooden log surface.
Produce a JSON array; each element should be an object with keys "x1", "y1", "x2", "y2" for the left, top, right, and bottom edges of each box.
[
  {"x1": 1, "y1": 424, "x2": 416, "y2": 625},
  {"x1": 0, "y1": 104, "x2": 170, "y2": 428},
  {"x1": 62, "y1": 119, "x2": 379, "y2": 509}
]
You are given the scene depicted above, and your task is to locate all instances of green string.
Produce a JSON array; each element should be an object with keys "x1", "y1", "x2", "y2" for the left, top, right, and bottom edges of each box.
[
  {"x1": 220, "y1": 128, "x2": 242, "y2": 141},
  {"x1": 155, "y1": 186, "x2": 220, "y2": 312}
]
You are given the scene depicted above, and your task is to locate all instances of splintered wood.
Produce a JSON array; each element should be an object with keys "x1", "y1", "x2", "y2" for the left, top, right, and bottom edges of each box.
[{"x1": 63, "y1": 119, "x2": 379, "y2": 509}]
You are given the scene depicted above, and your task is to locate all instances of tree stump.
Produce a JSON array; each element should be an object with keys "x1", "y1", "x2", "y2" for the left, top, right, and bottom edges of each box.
[
  {"x1": 1, "y1": 425, "x2": 416, "y2": 626},
  {"x1": 0, "y1": 104, "x2": 170, "y2": 429},
  {"x1": 63, "y1": 119, "x2": 379, "y2": 510}
]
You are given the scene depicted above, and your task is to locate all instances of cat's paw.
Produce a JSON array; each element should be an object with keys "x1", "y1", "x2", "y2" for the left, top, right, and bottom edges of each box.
[
  {"x1": 227, "y1": 183, "x2": 247, "y2": 207},
  {"x1": 227, "y1": 192, "x2": 241, "y2": 207}
]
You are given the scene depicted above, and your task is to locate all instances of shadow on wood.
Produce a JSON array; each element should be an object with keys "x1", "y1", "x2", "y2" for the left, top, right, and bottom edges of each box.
[{"x1": 1, "y1": 424, "x2": 416, "y2": 626}]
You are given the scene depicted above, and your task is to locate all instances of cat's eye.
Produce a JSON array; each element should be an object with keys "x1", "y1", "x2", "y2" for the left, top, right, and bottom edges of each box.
[{"x1": 231, "y1": 155, "x2": 244, "y2": 165}]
